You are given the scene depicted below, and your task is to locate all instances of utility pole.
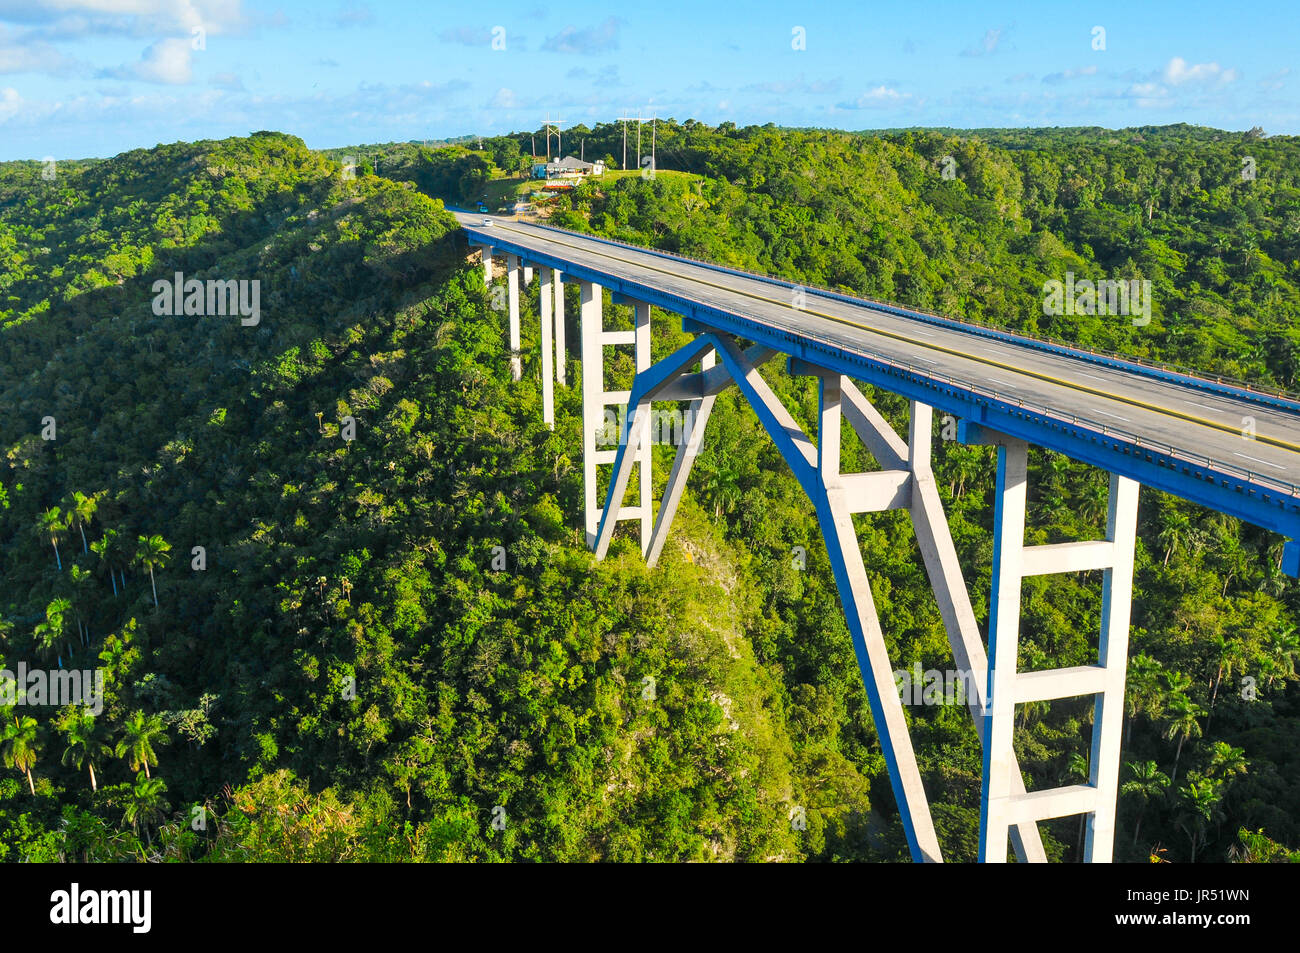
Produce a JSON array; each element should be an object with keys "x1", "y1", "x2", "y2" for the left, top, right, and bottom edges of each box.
[
  {"x1": 541, "y1": 114, "x2": 568, "y2": 161},
  {"x1": 617, "y1": 112, "x2": 648, "y2": 171}
]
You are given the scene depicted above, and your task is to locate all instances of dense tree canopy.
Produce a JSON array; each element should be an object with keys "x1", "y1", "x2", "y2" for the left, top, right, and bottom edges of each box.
[{"x1": 1, "y1": 123, "x2": 1297, "y2": 862}]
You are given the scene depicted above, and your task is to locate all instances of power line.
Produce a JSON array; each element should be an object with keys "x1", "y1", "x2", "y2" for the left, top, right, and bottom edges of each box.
[
  {"x1": 616, "y1": 111, "x2": 650, "y2": 171},
  {"x1": 541, "y1": 114, "x2": 568, "y2": 161}
]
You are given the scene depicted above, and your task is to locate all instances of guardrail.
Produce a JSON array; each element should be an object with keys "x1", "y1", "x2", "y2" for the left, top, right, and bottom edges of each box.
[
  {"x1": 677, "y1": 278, "x2": 1300, "y2": 499},
  {"x1": 511, "y1": 219, "x2": 1300, "y2": 413},
  {"x1": 463, "y1": 218, "x2": 1300, "y2": 499}
]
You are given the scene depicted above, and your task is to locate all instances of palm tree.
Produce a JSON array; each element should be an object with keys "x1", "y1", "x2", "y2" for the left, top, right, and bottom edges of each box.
[
  {"x1": 33, "y1": 598, "x2": 72, "y2": 667},
  {"x1": 1240, "y1": 236, "x2": 1260, "y2": 274},
  {"x1": 121, "y1": 771, "x2": 169, "y2": 845},
  {"x1": 1177, "y1": 777, "x2": 1222, "y2": 862},
  {"x1": 60, "y1": 711, "x2": 110, "y2": 792},
  {"x1": 1121, "y1": 760, "x2": 1170, "y2": 848},
  {"x1": 1206, "y1": 741, "x2": 1248, "y2": 782},
  {"x1": 1078, "y1": 478, "x2": 1110, "y2": 527},
  {"x1": 65, "y1": 491, "x2": 100, "y2": 555},
  {"x1": 1156, "y1": 506, "x2": 1191, "y2": 567},
  {"x1": 132, "y1": 535, "x2": 171, "y2": 607},
  {"x1": 37, "y1": 507, "x2": 67, "y2": 571},
  {"x1": 68, "y1": 565, "x2": 92, "y2": 647},
  {"x1": 2, "y1": 715, "x2": 42, "y2": 794},
  {"x1": 698, "y1": 456, "x2": 740, "y2": 520},
  {"x1": 1207, "y1": 634, "x2": 1247, "y2": 713},
  {"x1": 945, "y1": 446, "x2": 980, "y2": 499},
  {"x1": 1125, "y1": 653, "x2": 1165, "y2": 745},
  {"x1": 115, "y1": 711, "x2": 169, "y2": 779},
  {"x1": 90, "y1": 528, "x2": 123, "y2": 596},
  {"x1": 1066, "y1": 751, "x2": 1089, "y2": 855},
  {"x1": 1164, "y1": 694, "x2": 1205, "y2": 786},
  {"x1": 1213, "y1": 531, "x2": 1249, "y2": 596},
  {"x1": 1268, "y1": 625, "x2": 1300, "y2": 687}
]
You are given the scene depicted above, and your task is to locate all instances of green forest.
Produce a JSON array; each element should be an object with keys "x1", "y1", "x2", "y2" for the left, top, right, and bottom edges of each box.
[{"x1": 1, "y1": 121, "x2": 1298, "y2": 862}]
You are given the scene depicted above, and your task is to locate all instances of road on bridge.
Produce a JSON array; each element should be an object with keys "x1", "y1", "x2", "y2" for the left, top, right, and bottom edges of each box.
[{"x1": 457, "y1": 212, "x2": 1300, "y2": 488}]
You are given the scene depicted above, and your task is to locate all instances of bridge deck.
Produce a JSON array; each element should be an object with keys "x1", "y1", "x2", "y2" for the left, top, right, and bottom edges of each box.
[{"x1": 457, "y1": 212, "x2": 1300, "y2": 546}]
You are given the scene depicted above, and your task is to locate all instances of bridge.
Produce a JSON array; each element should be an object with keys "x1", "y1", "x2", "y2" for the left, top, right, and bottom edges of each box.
[{"x1": 456, "y1": 210, "x2": 1300, "y2": 863}]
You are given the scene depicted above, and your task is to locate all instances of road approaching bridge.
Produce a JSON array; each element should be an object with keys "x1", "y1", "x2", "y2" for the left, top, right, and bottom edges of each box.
[{"x1": 458, "y1": 210, "x2": 1300, "y2": 863}]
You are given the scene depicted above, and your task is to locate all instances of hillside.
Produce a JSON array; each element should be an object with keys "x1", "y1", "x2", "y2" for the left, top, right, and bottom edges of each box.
[{"x1": 1, "y1": 124, "x2": 1298, "y2": 862}]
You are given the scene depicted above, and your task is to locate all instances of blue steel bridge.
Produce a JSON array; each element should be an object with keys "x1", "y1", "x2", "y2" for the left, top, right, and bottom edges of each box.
[{"x1": 457, "y1": 211, "x2": 1300, "y2": 863}]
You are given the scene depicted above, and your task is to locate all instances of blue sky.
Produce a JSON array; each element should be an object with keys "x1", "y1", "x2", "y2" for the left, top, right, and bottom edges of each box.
[{"x1": 0, "y1": 0, "x2": 1296, "y2": 160}]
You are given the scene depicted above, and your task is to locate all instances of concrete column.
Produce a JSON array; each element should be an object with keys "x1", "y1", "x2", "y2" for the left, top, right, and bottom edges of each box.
[
  {"x1": 635, "y1": 301, "x2": 653, "y2": 551},
  {"x1": 580, "y1": 282, "x2": 603, "y2": 546},
  {"x1": 1085, "y1": 473, "x2": 1139, "y2": 861},
  {"x1": 540, "y1": 268, "x2": 555, "y2": 428},
  {"x1": 646, "y1": 350, "x2": 716, "y2": 567},
  {"x1": 979, "y1": 438, "x2": 1028, "y2": 863},
  {"x1": 903, "y1": 400, "x2": 1046, "y2": 863},
  {"x1": 813, "y1": 377, "x2": 942, "y2": 862},
  {"x1": 482, "y1": 246, "x2": 492, "y2": 286},
  {"x1": 908, "y1": 401, "x2": 933, "y2": 474},
  {"x1": 819, "y1": 374, "x2": 842, "y2": 483},
  {"x1": 523, "y1": 264, "x2": 534, "y2": 286},
  {"x1": 554, "y1": 272, "x2": 566, "y2": 386},
  {"x1": 506, "y1": 254, "x2": 521, "y2": 382}
]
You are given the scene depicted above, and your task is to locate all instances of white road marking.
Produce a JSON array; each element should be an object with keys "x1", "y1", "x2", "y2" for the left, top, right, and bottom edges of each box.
[
  {"x1": 1092, "y1": 409, "x2": 1131, "y2": 422},
  {"x1": 1234, "y1": 452, "x2": 1287, "y2": 471},
  {"x1": 1185, "y1": 402, "x2": 1222, "y2": 414},
  {"x1": 1075, "y1": 372, "x2": 1108, "y2": 383}
]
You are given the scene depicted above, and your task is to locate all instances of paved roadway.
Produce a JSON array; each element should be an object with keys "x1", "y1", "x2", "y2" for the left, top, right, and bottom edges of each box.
[{"x1": 457, "y1": 212, "x2": 1300, "y2": 489}]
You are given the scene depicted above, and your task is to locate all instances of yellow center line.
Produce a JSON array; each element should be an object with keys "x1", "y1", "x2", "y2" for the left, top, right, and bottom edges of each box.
[{"x1": 485, "y1": 220, "x2": 1300, "y2": 457}]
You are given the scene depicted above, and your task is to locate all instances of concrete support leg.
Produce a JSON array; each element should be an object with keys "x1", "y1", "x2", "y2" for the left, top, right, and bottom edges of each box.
[
  {"x1": 901, "y1": 398, "x2": 1046, "y2": 863},
  {"x1": 580, "y1": 281, "x2": 603, "y2": 546},
  {"x1": 554, "y1": 272, "x2": 566, "y2": 386},
  {"x1": 594, "y1": 329, "x2": 718, "y2": 559},
  {"x1": 540, "y1": 267, "x2": 555, "y2": 429},
  {"x1": 635, "y1": 302, "x2": 653, "y2": 550},
  {"x1": 507, "y1": 253, "x2": 521, "y2": 382},
  {"x1": 814, "y1": 374, "x2": 942, "y2": 863},
  {"x1": 645, "y1": 350, "x2": 716, "y2": 567},
  {"x1": 980, "y1": 438, "x2": 1029, "y2": 863},
  {"x1": 1086, "y1": 474, "x2": 1140, "y2": 862},
  {"x1": 482, "y1": 246, "x2": 492, "y2": 286},
  {"x1": 973, "y1": 427, "x2": 1141, "y2": 863}
]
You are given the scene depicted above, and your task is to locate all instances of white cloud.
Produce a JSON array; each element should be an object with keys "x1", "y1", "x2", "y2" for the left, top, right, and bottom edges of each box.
[
  {"x1": 0, "y1": 85, "x2": 20, "y2": 121},
  {"x1": 488, "y1": 87, "x2": 518, "y2": 109},
  {"x1": 0, "y1": 2, "x2": 254, "y2": 85},
  {"x1": 1125, "y1": 81, "x2": 1170, "y2": 108},
  {"x1": 961, "y1": 28, "x2": 1002, "y2": 57},
  {"x1": 209, "y1": 71, "x2": 243, "y2": 90},
  {"x1": 542, "y1": 17, "x2": 620, "y2": 55},
  {"x1": 0, "y1": 1, "x2": 245, "y2": 39},
  {"x1": 743, "y1": 74, "x2": 841, "y2": 96},
  {"x1": 840, "y1": 85, "x2": 912, "y2": 108},
  {"x1": 1043, "y1": 65, "x2": 1098, "y2": 84},
  {"x1": 1258, "y1": 67, "x2": 1290, "y2": 91},
  {"x1": 0, "y1": 25, "x2": 77, "y2": 75},
  {"x1": 1164, "y1": 57, "x2": 1237, "y2": 86},
  {"x1": 108, "y1": 37, "x2": 194, "y2": 84}
]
